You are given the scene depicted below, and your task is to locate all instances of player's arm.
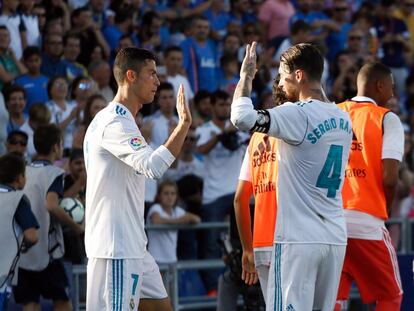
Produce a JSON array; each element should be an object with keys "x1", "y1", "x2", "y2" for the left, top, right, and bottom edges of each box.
[
  {"x1": 46, "y1": 174, "x2": 83, "y2": 235},
  {"x1": 101, "y1": 85, "x2": 190, "y2": 179},
  {"x1": 230, "y1": 42, "x2": 307, "y2": 144},
  {"x1": 14, "y1": 194, "x2": 39, "y2": 248},
  {"x1": 234, "y1": 149, "x2": 258, "y2": 285},
  {"x1": 382, "y1": 112, "x2": 404, "y2": 214}
]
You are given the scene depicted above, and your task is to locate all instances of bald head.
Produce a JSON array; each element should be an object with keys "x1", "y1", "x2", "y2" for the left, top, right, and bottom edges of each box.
[{"x1": 356, "y1": 62, "x2": 394, "y2": 106}]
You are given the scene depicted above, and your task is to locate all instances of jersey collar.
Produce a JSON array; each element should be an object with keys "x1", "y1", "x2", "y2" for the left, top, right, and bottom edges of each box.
[
  {"x1": 31, "y1": 160, "x2": 52, "y2": 167},
  {"x1": 351, "y1": 96, "x2": 377, "y2": 106}
]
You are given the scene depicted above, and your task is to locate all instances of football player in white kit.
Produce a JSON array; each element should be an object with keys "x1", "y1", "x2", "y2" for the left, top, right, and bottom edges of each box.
[
  {"x1": 83, "y1": 48, "x2": 191, "y2": 311},
  {"x1": 231, "y1": 42, "x2": 352, "y2": 311}
]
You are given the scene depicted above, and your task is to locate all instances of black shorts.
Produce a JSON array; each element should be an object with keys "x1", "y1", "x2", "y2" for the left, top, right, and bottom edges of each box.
[{"x1": 13, "y1": 259, "x2": 70, "y2": 304}]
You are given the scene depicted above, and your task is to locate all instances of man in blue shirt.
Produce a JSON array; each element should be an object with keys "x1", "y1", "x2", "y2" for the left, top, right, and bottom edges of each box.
[{"x1": 40, "y1": 33, "x2": 67, "y2": 79}]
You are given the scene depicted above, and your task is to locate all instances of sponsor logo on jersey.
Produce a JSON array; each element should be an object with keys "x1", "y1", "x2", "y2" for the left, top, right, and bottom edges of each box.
[
  {"x1": 129, "y1": 137, "x2": 144, "y2": 150},
  {"x1": 251, "y1": 135, "x2": 277, "y2": 168}
]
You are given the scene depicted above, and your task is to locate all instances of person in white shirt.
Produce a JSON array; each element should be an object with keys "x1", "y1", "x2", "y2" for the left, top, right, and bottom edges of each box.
[
  {"x1": 231, "y1": 42, "x2": 352, "y2": 311},
  {"x1": 164, "y1": 46, "x2": 194, "y2": 103},
  {"x1": 146, "y1": 180, "x2": 200, "y2": 264},
  {"x1": 83, "y1": 47, "x2": 192, "y2": 311}
]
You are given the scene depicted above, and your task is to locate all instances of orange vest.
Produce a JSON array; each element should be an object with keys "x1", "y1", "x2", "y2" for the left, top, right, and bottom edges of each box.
[
  {"x1": 338, "y1": 100, "x2": 389, "y2": 219},
  {"x1": 248, "y1": 133, "x2": 278, "y2": 248}
]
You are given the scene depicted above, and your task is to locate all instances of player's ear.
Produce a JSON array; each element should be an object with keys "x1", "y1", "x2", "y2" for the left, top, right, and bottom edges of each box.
[
  {"x1": 376, "y1": 79, "x2": 384, "y2": 93},
  {"x1": 125, "y1": 69, "x2": 137, "y2": 83},
  {"x1": 295, "y1": 69, "x2": 304, "y2": 83}
]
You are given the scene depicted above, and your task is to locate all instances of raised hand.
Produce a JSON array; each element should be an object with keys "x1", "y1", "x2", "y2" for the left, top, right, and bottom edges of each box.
[
  {"x1": 176, "y1": 84, "x2": 192, "y2": 126},
  {"x1": 240, "y1": 41, "x2": 258, "y2": 81}
]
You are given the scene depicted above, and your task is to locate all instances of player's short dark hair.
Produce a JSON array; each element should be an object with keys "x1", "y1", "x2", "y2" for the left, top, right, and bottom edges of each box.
[
  {"x1": 0, "y1": 153, "x2": 26, "y2": 184},
  {"x1": 3, "y1": 85, "x2": 26, "y2": 102},
  {"x1": 34, "y1": 124, "x2": 62, "y2": 155},
  {"x1": 211, "y1": 90, "x2": 230, "y2": 105},
  {"x1": 164, "y1": 46, "x2": 182, "y2": 58},
  {"x1": 280, "y1": 43, "x2": 324, "y2": 82},
  {"x1": 357, "y1": 62, "x2": 392, "y2": 84},
  {"x1": 23, "y1": 46, "x2": 41, "y2": 61},
  {"x1": 113, "y1": 47, "x2": 157, "y2": 85}
]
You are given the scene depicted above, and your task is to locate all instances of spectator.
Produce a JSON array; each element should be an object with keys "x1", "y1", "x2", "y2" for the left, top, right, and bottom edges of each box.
[
  {"x1": 20, "y1": 103, "x2": 51, "y2": 159},
  {"x1": 164, "y1": 126, "x2": 204, "y2": 182},
  {"x1": 44, "y1": 0, "x2": 71, "y2": 33},
  {"x1": 394, "y1": 0, "x2": 414, "y2": 56},
  {"x1": 196, "y1": 89, "x2": 247, "y2": 295},
  {"x1": 181, "y1": 15, "x2": 218, "y2": 93},
  {"x1": 0, "y1": 153, "x2": 38, "y2": 309},
  {"x1": 342, "y1": 26, "x2": 371, "y2": 64},
  {"x1": 258, "y1": 0, "x2": 295, "y2": 43},
  {"x1": 221, "y1": 33, "x2": 242, "y2": 59},
  {"x1": 136, "y1": 11, "x2": 164, "y2": 52},
  {"x1": 229, "y1": 0, "x2": 257, "y2": 29},
  {"x1": 88, "y1": 59, "x2": 113, "y2": 102},
  {"x1": 5, "y1": 130, "x2": 28, "y2": 157},
  {"x1": 70, "y1": 75, "x2": 99, "y2": 118},
  {"x1": 62, "y1": 33, "x2": 88, "y2": 81},
  {"x1": 192, "y1": 90, "x2": 212, "y2": 126},
  {"x1": 5, "y1": 85, "x2": 27, "y2": 134},
  {"x1": 70, "y1": 6, "x2": 110, "y2": 66},
  {"x1": 164, "y1": 46, "x2": 194, "y2": 103},
  {"x1": 324, "y1": 1, "x2": 353, "y2": 62},
  {"x1": 32, "y1": 4, "x2": 46, "y2": 36},
  {"x1": 46, "y1": 76, "x2": 79, "y2": 151},
  {"x1": 218, "y1": 53, "x2": 239, "y2": 94},
  {"x1": 204, "y1": 0, "x2": 230, "y2": 41},
  {"x1": 0, "y1": 0, "x2": 25, "y2": 60},
  {"x1": 72, "y1": 94, "x2": 106, "y2": 149},
  {"x1": 62, "y1": 148, "x2": 86, "y2": 265},
  {"x1": 15, "y1": 46, "x2": 49, "y2": 114},
  {"x1": 376, "y1": 0, "x2": 412, "y2": 96},
  {"x1": 13, "y1": 124, "x2": 83, "y2": 311},
  {"x1": 89, "y1": 0, "x2": 114, "y2": 29},
  {"x1": 103, "y1": 7, "x2": 134, "y2": 52},
  {"x1": 331, "y1": 51, "x2": 358, "y2": 102},
  {"x1": 0, "y1": 26, "x2": 27, "y2": 91},
  {"x1": 19, "y1": 0, "x2": 41, "y2": 49},
  {"x1": 40, "y1": 32, "x2": 67, "y2": 79},
  {"x1": 147, "y1": 180, "x2": 200, "y2": 264},
  {"x1": 0, "y1": 92, "x2": 8, "y2": 155}
]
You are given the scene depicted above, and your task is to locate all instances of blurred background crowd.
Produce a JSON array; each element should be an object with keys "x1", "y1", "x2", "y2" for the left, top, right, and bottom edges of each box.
[{"x1": 1, "y1": 0, "x2": 414, "y2": 301}]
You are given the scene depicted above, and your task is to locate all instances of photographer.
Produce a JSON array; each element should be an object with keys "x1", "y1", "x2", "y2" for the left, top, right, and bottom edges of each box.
[{"x1": 195, "y1": 89, "x2": 248, "y2": 295}]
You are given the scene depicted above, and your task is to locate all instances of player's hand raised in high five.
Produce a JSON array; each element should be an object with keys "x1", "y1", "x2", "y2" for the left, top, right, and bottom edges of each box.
[
  {"x1": 240, "y1": 41, "x2": 258, "y2": 81},
  {"x1": 176, "y1": 84, "x2": 192, "y2": 127}
]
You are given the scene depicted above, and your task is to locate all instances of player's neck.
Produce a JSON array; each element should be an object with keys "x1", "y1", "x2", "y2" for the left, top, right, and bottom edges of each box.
[
  {"x1": 113, "y1": 87, "x2": 142, "y2": 117},
  {"x1": 299, "y1": 82, "x2": 326, "y2": 102}
]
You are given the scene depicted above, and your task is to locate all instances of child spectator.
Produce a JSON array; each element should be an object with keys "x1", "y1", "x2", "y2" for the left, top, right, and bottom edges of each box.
[
  {"x1": 5, "y1": 85, "x2": 27, "y2": 134},
  {"x1": 218, "y1": 54, "x2": 239, "y2": 94},
  {"x1": 15, "y1": 46, "x2": 49, "y2": 114},
  {"x1": 72, "y1": 94, "x2": 106, "y2": 149},
  {"x1": 0, "y1": 153, "x2": 38, "y2": 309},
  {"x1": 147, "y1": 180, "x2": 200, "y2": 264}
]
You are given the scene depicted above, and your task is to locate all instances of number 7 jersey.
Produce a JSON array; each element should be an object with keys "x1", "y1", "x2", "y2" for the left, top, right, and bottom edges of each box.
[{"x1": 267, "y1": 100, "x2": 352, "y2": 245}]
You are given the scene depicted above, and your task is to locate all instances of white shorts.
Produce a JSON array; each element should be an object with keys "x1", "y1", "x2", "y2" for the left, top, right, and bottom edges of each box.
[
  {"x1": 254, "y1": 248, "x2": 272, "y2": 302},
  {"x1": 266, "y1": 243, "x2": 346, "y2": 311},
  {"x1": 86, "y1": 251, "x2": 167, "y2": 311}
]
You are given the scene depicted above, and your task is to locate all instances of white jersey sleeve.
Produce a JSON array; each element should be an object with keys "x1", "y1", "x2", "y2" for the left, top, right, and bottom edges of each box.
[
  {"x1": 382, "y1": 112, "x2": 404, "y2": 161},
  {"x1": 101, "y1": 118, "x2": 175, "y2": 179},
  {"x1": 231, "y1": 97, "x2": 308, "y2": 144},
  {"x1": 239, "y1": 148, "x2": 252, "y2": 182}
]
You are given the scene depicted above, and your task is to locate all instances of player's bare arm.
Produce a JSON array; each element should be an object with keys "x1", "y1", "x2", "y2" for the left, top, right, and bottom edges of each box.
[
  {"x1": 163, "y1": 84, "x2": 192, "y2": 158},
  {"x1": 233, "y1": 42, "x2": 258, "y2": 101}
]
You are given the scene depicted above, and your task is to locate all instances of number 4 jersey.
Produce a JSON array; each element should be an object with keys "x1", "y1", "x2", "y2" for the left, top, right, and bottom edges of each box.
[{"x1": 264, "y1": 99, "x2": 352, "y2": 245}]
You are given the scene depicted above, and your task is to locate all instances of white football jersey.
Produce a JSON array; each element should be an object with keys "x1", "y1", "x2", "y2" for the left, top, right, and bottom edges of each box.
[
  {"x1": 232, "y1": 98, "x2": 352, "y2": 245},
  {"x1": 84, "y1": 102, "x2": 175, "y2": 259}
]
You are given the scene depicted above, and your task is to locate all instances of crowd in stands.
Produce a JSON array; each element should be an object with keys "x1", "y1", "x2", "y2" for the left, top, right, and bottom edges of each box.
[{"x1": 1, "y1": 0, "x2": 414, "y2": 300}]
